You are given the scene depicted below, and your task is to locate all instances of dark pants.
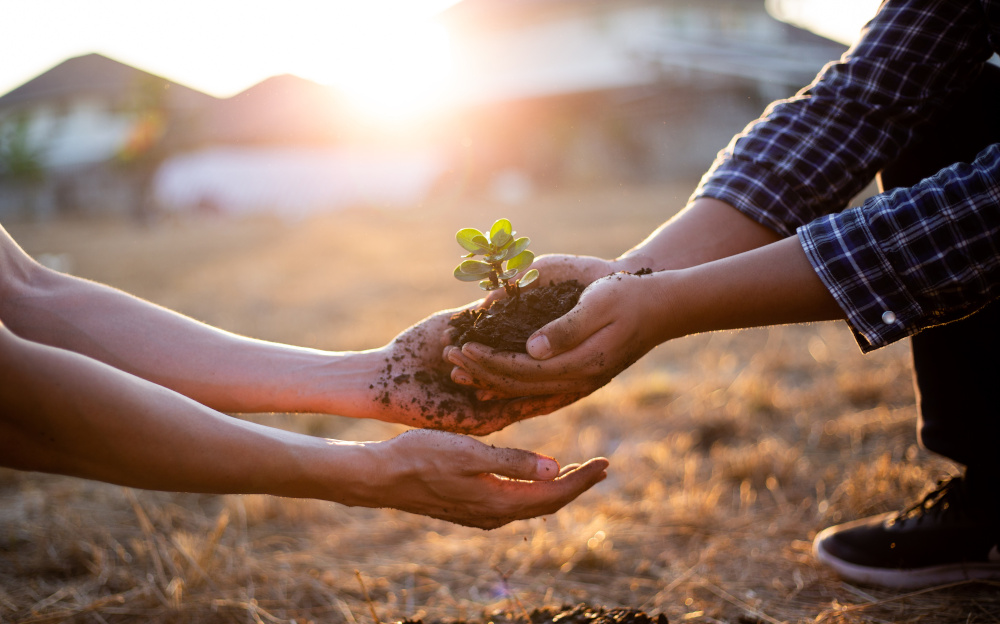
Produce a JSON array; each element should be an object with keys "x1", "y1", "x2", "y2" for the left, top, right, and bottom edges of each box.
[{"x1": 876, "y1": 63, "x2": 1000, "y2": 473}]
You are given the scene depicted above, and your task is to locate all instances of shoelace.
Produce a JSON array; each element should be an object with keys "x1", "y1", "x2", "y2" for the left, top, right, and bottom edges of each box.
[{"x1": 893, "y1": 477, "x2": 965, "y2": 525}]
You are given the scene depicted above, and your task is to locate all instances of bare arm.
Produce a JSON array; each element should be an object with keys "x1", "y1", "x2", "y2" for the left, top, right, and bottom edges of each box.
[
  {"x1": 0, "y1": 322, "x2": 608, "y2": 528},
  {"x1": 0, "y1": 223, "x2": 377, "y2": 416},
  {"x1": 615, "y1": 197, "x2": 783, "y2": 271}
]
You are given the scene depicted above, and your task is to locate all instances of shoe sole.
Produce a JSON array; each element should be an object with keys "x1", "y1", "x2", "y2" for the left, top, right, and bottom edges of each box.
[{"x1": 814, "y1": 528, "x2": 1000, "y2": 590}]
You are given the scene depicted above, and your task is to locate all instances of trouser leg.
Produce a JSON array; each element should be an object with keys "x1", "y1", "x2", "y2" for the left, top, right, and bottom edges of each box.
[{"x1": 876, "y1": 64, "x2": 1000, "y2": 473}]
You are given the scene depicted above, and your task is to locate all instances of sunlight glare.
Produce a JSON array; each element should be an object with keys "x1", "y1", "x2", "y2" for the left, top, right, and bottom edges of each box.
[{"x1": 328, "y1": 18, "x2": 453, "y2": 123}]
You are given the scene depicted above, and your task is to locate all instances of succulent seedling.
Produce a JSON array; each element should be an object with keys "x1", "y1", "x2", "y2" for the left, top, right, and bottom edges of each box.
[{"x1": 453, "y1": 218, "x2": 539, "y2": 297}]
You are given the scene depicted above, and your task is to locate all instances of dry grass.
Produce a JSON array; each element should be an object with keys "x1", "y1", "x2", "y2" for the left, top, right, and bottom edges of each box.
[{"x1": 2, "y1": 182, "x2": 998, "y2": 623}]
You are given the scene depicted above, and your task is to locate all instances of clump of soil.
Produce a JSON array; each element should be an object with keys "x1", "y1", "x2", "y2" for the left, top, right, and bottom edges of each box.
[
  {"x1": 401, "y1": 603, "x2": 668, "y2": 624},
  {"x1": 448, "y1": 280, "x2": 585, "y2": 353}
]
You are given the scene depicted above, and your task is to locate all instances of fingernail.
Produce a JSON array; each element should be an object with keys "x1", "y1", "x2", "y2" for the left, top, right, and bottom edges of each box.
[
  {"x1": 526, "y1": 334, "x2": 551, "y2": 359},
  {"x1": 536, "y1": 457, "x2": 558, "y2": 477}
]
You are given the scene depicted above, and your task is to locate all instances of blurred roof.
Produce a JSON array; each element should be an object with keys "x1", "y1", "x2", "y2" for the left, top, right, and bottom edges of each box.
[
  {"x1": 0, "y1": 53, "x2": 214, "y2": 111},
  {"x1": 203, "y1": 74, "x2": 348, "y2": 145}
]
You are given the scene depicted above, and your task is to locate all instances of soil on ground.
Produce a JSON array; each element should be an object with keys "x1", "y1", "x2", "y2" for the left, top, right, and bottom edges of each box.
[
  {"x1": 402, "y1": 603, "x2": 669, "y2": 624},
  {"x1": 448, "y1": 280, "x2": 585, "y2": 352}
]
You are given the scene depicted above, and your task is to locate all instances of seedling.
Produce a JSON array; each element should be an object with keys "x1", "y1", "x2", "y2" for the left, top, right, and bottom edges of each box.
[{"x1": 453, "y1": 218, "x2": 539, "y2": 297}]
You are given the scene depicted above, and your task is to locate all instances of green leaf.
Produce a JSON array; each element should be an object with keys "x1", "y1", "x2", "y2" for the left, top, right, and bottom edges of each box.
[
  {"x1": 491, "y1": 243, "x2": 515, "y2": 262},
  {"x1": 458, "y1": 259, "x2": 493, "y2": 275},
  {"x1": 517, "y1": 268, "x2": 539, "y2": 287},
  {"x1": 454, "y1": 265, "x2": 486, "y2": 282},
  {"x1": 479, "y1": 279, "x2": 500, "y2": 291},
  {"x1": 456, "y1": 228, "x2": 488, "y2": 253},
  {"x1": 489, "y1": 219, "x2": 512, "y2": 247},
  {"x1": 506, "y1": 236, "x2": 530, "y2": 259},
  {"x1": 506, "y1": 250, "x2": 535, "y2": 272},
  {"x1": 499, "y1": 268, "x2": 518, "y2": 281}
]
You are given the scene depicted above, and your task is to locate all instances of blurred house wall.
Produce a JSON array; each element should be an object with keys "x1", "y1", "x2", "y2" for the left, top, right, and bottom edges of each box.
[{"x1": 434, "y1": 0, "x2": 848, "y2": 195}]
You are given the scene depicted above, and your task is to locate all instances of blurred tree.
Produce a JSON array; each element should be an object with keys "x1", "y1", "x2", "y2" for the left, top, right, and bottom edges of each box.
[
  {"x1": 0, "y1": 114, "x2": 48, "y2": 218},
  {"x1": 0, "y1": 114, "x2": 45, "y2": 184},
  {"x1": 116, "y1": 74, "x2": 170, "y2": 223}
]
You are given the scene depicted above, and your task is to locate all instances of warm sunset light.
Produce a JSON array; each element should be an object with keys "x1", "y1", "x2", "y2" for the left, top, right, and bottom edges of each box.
[{"x1": 314, "y1": 19, "x2": 454, "y2": 122}]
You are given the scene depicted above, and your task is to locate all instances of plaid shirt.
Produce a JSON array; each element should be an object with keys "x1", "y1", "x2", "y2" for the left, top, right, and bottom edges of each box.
[{"x1": 692, "y1": 0, "x2": 1000, "y2": 352}]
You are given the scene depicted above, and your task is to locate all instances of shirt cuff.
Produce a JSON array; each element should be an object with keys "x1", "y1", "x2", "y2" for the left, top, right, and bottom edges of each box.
[{"x1": 797, "y1": 206, "x2": 924, "y2": 353}]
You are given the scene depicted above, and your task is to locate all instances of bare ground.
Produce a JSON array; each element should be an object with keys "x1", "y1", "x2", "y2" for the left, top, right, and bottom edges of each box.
[{"x1": 3, "y1": 182, "x2": 998, "y2": 623}]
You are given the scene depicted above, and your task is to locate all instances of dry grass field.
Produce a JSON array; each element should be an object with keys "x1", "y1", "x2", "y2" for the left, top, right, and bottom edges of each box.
[{"x1": 2, "y1": 182, "x2": 998, "y2": 623}]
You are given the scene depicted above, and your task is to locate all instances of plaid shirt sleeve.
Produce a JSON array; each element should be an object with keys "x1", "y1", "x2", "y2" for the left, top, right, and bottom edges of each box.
[{"x1": 691, "y1": 0, "x2": 999, "y2": 352}]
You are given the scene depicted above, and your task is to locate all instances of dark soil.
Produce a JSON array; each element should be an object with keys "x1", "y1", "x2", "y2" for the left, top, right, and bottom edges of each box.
[
  {"x1": 401, "y1": 603, "x2": 668, "y2": 624},
  {"x1": 448, "y1": 280, "x2": 585, "y2": 352}
]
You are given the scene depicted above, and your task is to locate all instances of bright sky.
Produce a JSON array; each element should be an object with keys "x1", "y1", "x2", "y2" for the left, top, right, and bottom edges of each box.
[
  {"x1": 0, "y1": 0, "x2": 460, "y2": 119},
  {"x1": 1, "y1": 0, "x2": 879, "y2": 121}
]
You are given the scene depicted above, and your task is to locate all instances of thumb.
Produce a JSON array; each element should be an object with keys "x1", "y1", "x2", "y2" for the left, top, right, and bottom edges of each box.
[
  {"x1": 479, "y1": 446, "x2": 560, "y2": 481},
  {"x1": 526, "y1": 289, "x2": 610, "y2": 360}
]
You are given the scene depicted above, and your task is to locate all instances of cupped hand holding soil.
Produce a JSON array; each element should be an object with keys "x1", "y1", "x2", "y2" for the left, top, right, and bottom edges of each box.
[
  {"x1": 445, "y1": 269, "x2": 658, "y2": 401},
  {"x1": 369, "y1": 306, "x2": 581, "y2": 435}
]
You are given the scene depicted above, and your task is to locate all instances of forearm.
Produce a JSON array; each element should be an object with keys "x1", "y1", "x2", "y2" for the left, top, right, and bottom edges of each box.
[
  {"x1": 655, "y1": 234, "x2": 843, "y2": 341},
  {"x1": 0, "y1": 230, "x2": 378, "y2": 415},
  {"x1": 0, "y1": 325, "x2": 373, "y2": 503},
  {"x1": 614, "y1": 197, "x2": 783, "y2": 272}
]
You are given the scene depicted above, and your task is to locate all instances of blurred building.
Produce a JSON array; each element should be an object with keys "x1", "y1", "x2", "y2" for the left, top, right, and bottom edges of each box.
[
  {"x1": 0, "y1": 53, "x2": 213, "y2": 220},
  {"x1": 436, "y1": 0, "x2": 848, "y2": 195}
]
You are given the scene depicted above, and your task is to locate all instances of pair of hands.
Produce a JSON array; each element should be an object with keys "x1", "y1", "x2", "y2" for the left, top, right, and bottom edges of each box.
[
  {"x1": 354, "y1": 255, "x2": 645, "y2": 527},
  {"x1": 440, "y1": 253, "x2": 666, "y2": 404},
  {"x1": 367, "y1": 253, "x2": 655, "y2": 431}
]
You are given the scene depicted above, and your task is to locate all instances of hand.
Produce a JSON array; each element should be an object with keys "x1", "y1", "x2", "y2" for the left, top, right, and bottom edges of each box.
[
  {"x1": 366, "y1": 306, "x2": 585, "y2": 435},
  {"x1": 366, "y1": 429, "x2": 609, "y2": 529},
  {"x1": 445, "y1": 272, "x2": 667, "y2": 399}
]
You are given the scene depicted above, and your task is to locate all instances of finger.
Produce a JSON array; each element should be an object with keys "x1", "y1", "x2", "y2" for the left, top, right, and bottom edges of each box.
[
  {"x1": 471, "y1": 444, "x2": 561, "y2": 481},
  {"x1": 450, "y1": 458, "x2": 610, "y2": 529},
  {"x1": 501, "y1": 457, "x2": 610, "y2": 516},
  {"x1": 525, "y1": 311, "x2": 600, "y2": 361},
  {"x1": 453, "y1": 352, "x2": 598, "y2": 397},
  {"x1": 558, "y1": 463, "x2": 580, "y2": 476}
]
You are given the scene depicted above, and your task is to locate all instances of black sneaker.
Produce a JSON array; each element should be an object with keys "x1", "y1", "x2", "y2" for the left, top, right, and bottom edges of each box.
[{"x1": 813, "y1": 475, "x2": 1000, "y2": 589}]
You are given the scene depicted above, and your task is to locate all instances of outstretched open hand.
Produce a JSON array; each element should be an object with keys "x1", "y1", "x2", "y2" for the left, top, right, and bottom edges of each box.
[
  {"x1": 368, "y1": 305, "x2": 584, "y2": 435},
  {"x1": 367, "y1": 429, "x2": 609, "y2": 529}
]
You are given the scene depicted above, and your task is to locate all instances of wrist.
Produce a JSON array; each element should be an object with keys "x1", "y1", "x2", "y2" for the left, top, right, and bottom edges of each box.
[
  {"x1": 631, "y1": 270, "x2": 687, "y2": 345},
  {"x1": 298, "y1": 349, "x2": 385, "y2": 417},
  {"x1": 293, "y1": 436, "x2": 382, "y2": 506}
]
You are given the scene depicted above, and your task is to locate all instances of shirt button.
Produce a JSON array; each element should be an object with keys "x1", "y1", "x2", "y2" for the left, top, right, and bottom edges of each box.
[{"x1": 881, "y1": 310, "x2": 897, "y2": 325}]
